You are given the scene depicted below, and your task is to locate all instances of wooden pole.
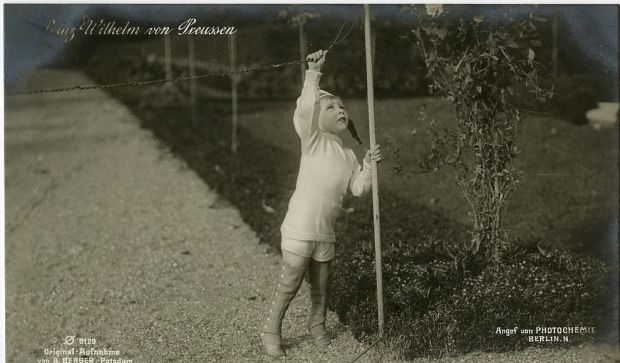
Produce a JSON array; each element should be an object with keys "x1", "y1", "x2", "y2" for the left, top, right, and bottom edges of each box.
[
  {"x1": 363, "y1": 4, "x2": 384, "y2": 337},
  {"x1": 228, "y1": 32, "x2": 238, "y2": 153},
  {"x1": 299, "y1": 21, "x2": 308, "y2": 86},
  {"x1": 372, "y1": 27, "x2": 377, "y2": 67},
  {"x1": 188, "y1": 36, "x2": 197, "y2": 124},
  {"x1": 164, "y1": 33, "x2": 172, "y2": 81}
]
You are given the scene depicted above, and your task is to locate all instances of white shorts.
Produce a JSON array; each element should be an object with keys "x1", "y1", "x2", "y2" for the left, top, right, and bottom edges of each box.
[{"x1": 281, "y1": 236, "x2": 335, "y2": 262}]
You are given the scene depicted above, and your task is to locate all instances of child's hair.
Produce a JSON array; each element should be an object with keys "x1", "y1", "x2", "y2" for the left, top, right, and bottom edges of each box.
[{"x1": 319, "y1": 90, "x2": 363, "y2": 145}]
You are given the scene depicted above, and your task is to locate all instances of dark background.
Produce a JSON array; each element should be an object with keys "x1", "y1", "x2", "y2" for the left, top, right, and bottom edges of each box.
[{"x1": 5, "y1": 4, "x2": 619, "y2": 101}]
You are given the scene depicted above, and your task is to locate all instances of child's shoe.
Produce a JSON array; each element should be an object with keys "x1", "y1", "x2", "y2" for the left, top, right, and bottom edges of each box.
[
  {"x1": 309, "y1": 323, "x2": 331, "y2": 346},
  {"x1": 260, "y1": 332, "x2": 285, "y2": 358},
  {"x1": 307, "y1": 259, "x2": 332, "y2": 346}
]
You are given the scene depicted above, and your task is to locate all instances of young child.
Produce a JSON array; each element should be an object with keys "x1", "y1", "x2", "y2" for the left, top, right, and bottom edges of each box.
[{"x1": 260, "y1": 49, "x2": 382, "y2": 358}]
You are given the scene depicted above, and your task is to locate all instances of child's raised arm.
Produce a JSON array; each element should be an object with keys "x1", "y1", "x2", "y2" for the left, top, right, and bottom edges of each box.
[{"x1": 293, "y1": 50, "x2": 327, "y2": 152}]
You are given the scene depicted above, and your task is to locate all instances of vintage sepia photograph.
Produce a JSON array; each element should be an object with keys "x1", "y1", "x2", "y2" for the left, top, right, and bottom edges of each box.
[{"x1": 3, "y1": 2, "x2": 619, "y2": 362}]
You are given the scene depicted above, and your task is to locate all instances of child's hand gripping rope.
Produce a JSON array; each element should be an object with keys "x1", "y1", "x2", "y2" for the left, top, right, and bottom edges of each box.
[{"x1": 306, "y1": 49, "x2": 328, "y2": 72}]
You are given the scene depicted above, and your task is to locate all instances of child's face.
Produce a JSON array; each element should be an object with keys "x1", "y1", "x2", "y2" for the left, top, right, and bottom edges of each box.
[{"x1": 319, "y1": 97, "x2": 349, "y2": 134}]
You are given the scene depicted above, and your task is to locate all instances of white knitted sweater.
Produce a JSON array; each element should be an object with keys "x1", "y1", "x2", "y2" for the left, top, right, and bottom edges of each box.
[{"x1": 280, "y1": 70, "x2": 372, "y2": 243}]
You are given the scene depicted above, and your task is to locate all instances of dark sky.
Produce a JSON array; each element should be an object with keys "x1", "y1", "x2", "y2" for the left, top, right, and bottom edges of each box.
[{"x1": 4, "y1": 4, "x2": 619, "y2": 98}]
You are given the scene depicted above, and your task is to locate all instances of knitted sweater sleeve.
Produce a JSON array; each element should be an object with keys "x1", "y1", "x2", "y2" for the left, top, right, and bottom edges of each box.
[
  {"x1": 293, "y1": 70, "x2": 321, "y2": 153},
  {"x1": 349, "y1": 155, "x2": 373, "y2": 197}
]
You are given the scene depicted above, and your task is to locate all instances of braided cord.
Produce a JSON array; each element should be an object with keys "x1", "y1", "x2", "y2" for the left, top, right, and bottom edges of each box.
[{"x1": 25, "y1": 59, "x2": 305, "y2": 94}]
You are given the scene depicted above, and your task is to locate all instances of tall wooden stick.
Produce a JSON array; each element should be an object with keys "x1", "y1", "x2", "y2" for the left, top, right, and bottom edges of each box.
[
  {"x1": 364, "y1": 4, "x2": 384, "y2": 337},
  {"x1": 372, "y1": 27, "x2": 377, "y2": 67},
  {"x1": 188, "y1": 36, "x2": 197, "y2": 124},
  {"x1": 228, "y1": 32, "x2": 238, "y2": 153}
]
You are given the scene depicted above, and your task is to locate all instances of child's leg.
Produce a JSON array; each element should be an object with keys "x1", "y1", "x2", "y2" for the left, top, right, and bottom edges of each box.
[
  {"x1": 307, "y1": 242, "x2": 334, "y2": 346},
  {"x1": 260, "y1": 239, "x2": 312, "y2": 357},
  {"x1": 282, "y1": 249, "x2": 309, "y2": 267}
]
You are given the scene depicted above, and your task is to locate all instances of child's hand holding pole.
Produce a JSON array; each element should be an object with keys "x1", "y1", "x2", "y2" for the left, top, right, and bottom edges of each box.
[
  {"x1": 364, "y1": 144, "x2": 382, "y2": 166},
  {"x1": 306, "y1": 50, "x2": 327, "y2": 72}
]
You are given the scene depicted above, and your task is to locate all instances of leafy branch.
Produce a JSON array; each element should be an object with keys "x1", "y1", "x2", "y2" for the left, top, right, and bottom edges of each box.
[{"x1": 409, "y1": 4, "x2": 551, "y2": 267}]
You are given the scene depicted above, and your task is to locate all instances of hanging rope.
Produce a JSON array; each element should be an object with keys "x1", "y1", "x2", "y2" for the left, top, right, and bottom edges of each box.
[{"x1": 20, "y1": 19, "x2": 358, "y2": 95}]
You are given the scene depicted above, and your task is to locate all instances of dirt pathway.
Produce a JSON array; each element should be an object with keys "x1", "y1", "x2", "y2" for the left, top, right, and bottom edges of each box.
[{"x1": 5, "y1": 69, "x2": 372, "y2": 362}]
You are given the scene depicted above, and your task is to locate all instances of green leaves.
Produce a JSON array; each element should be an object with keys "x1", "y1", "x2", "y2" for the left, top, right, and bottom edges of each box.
[
  {"x1": 505, "y1": 39, "x2": 519, "y2": 49},
  {"x1": 434, "y1": 27, "x2": 448, "y2": 40},
  {"x1": 527, "y1": 48, "x2": 535, "y2": 63}
]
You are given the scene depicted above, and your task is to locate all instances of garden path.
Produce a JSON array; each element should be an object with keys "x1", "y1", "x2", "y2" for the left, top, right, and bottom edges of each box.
[{"x1": 4, "y1": 69, "x2": 372, "y2": 362}]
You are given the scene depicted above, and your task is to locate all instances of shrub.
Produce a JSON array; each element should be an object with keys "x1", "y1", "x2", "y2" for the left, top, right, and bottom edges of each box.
[{"x1": 409, "y1": 4, "x2": 553, "y2": 266}]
